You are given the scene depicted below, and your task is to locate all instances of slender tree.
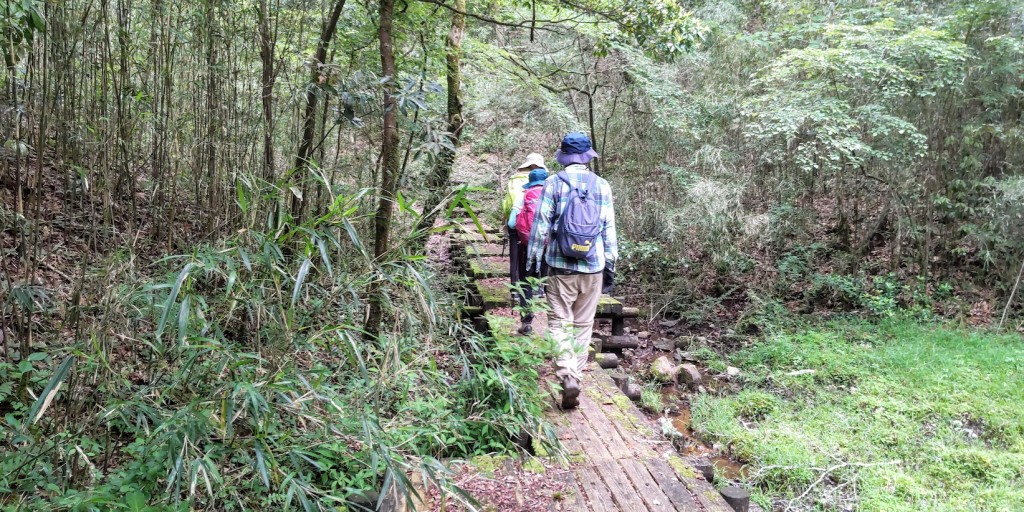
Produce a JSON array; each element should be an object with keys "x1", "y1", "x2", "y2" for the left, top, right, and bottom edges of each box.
[
  {"x1": 413, "y1": 0, "x2": 466, "y2": 245},
  {"x1": 365, "y1": 0, "x2": 401, "y2": 337}
]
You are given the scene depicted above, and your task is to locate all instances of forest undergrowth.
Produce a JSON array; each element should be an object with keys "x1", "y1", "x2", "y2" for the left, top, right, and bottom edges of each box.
[{"x1": 0, "y1": 174, "x2": 558, "y2": 510}]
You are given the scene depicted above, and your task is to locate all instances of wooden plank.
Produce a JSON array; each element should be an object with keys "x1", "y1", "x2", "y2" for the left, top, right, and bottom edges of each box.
[
  {"x1": 663, "y1": 455, "x2": 735, "y2": 512},
  {"x1": 597, "y1": 295, "x2": 623, "y2": 315},
  {"x1": 620, "y1": 458, "x2": 678, "y2": 512},
  {"x1": 577, "y1": 390, "x2": 643, "y2": 460},
  {"x1": 551, "y1": 470, "x2": 586, "y2": 512},
  {"x1": 468, "y1": 258, "x2": 509, "y2": 279},
  {"x1": 464, "y1": 243, "x2": 504, "y2": 257},
  {"x1": 476, "y1": 281, "x2": 512, "y2": 309},
  {"x1": 587, "y1": 369, "x2": 660, "y2": 441},
  {"x1": 570, "y1": 412, "x2": 650, "y2": 511},
  {"x1": 643, "y1": 458, "x2": 700, "y2": 512},
  {"x1": 576, "y1": 467, "x2": 618, "y2": 512},
  {"x1": 584, "y1": 368, "x2": 727, "y2": 511}
]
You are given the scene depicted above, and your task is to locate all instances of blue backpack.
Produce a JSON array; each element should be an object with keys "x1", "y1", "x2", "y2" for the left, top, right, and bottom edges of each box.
[{"x1": 555, "y1": 171, "x2": 602, "y2": 261}]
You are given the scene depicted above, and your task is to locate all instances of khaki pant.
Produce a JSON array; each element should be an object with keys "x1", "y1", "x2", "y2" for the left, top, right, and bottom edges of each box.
[{"x1": 546, "y1": 272, "x2": 602, "y2": 381}]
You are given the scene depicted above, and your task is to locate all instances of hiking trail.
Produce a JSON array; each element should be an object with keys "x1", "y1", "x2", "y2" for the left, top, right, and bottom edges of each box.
[{"x1": 447, "y1": 216, "x2": 759, "y2": 512}]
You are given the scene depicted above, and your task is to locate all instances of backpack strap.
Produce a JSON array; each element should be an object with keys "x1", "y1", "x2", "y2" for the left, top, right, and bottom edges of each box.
[{"x1": 556, "y1": 169, "x2": 597, "y2": 200}]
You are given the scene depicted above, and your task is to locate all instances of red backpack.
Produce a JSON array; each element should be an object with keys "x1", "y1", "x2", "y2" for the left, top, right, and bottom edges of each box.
[{"x1": 515, "y1": 186, "x2": 544, "y2": 245}]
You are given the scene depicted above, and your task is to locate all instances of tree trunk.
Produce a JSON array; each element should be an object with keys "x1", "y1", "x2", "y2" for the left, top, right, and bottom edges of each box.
[
  {"x1": 365, "y1": 0, "x2": 401, "y2": 338},
  {"x1": 291, "y1": 0, "x2": 346, "y2": 223},
  {"x1": 257, "y1": 0, "x2": 277, "y2": 183},
  {"x1": 412, "y1": 0, "x2": 465, "y2": 246}
]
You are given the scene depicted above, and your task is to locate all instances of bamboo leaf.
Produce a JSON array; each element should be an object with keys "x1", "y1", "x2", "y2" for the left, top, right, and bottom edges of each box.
[
  {"x1": 254, "y1": 445, "x2": 270, "y2": 488},
  {"x1": 292, "y1": 258, "x2": 312, "y2": 307},
  {"x1": 28, "y1": 356, "x2": 74, "y2": 425},
  {"x1": 157, "y1": 263, "x2": 194, "y2": 343}
]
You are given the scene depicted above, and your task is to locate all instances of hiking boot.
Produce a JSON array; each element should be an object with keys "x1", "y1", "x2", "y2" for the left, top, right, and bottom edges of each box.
[
  {"x1": 560, "y1": 376, "x2": 580, "y2": 410},
  {"x1": 517, "y1": 323, "x2": 533, "y2": 335}
]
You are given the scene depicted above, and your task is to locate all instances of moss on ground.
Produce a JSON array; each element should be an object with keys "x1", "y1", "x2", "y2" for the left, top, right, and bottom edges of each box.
[
  {"x1": 470, "y1": 455, "x2": 510, "y2": 477},
  {"x1": 522, "y1": 458, "x2": 546, "y2": 474},
  {"x1": 667, "y1": 455, "x2": 698, "y2": 479},
  {"x1": 689, "y1": 319, "x2": 1024, "y2": 511}
]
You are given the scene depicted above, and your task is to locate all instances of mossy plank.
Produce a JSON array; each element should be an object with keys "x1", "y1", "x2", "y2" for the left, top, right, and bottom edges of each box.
[
  {"x1": 468, "y1": 258, "x2": 509, "y2": 279},
  {"x1": 464, "y1": 243, "x2": 504, "y2": 257},
  {"x1": 476, "y1": 281, "x2": 512, "y2": 309},
  {"x1": 596, "y1": 295, "x2": 623, "y2": 315}
]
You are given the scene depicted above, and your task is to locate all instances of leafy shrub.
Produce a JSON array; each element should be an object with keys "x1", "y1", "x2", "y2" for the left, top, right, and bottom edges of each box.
[{"x1": 733, "y1": 390, "x2": 780, "y2": 421}]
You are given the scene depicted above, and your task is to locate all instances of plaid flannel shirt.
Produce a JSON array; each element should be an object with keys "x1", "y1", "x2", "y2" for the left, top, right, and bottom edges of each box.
[{"x1": 526, "y1": 164, "x2": 617, "y2": 274}]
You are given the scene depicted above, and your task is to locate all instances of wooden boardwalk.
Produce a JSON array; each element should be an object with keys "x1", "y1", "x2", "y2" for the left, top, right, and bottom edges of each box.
[
  {"x1": 546, "y1": 364, "x2": 736, "y2": 512},
  {"x1": 452, "y1": 220, "x2": 740, "y2": 512}
]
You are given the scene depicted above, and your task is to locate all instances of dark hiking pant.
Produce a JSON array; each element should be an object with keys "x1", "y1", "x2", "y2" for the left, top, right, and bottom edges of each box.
[{"x1": 508, "y1": 227, "x2": 535, "y2": 324}]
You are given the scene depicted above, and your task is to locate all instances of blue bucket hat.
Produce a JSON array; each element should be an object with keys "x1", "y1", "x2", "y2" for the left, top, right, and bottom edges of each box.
[
  {"x1": 554, "y1": 132, "x2": 599, "y2": 166},
  {"x1": 523, "y1": 168, "x2": 548, "y2": 189}
]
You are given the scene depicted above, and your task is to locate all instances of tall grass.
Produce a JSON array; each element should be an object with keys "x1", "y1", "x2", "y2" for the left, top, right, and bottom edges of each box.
[{"x1": 0, "y1": 186, "x2": 553, "y2": 510}]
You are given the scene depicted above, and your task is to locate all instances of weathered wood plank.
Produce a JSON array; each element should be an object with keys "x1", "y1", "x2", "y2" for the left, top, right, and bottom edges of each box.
[
  {"x1": 570, "y1": 412, "x2": 650, "y2": 511},
  {"x1": 643, "y1": 458, "x2": 701, "y2": 512},
  {"x1": 576, "y1": 467, "x2": 618, "y2": 512},
  {"x1": 475, "y1": 281, "x2": 626, "y2": 314},
  {"x1": 464, "y1": 243, "x2": 504, "y2": 257},
  {"x1": 551, "y1": 470, "x2": 586, "y2": 512},
  {"x1": 620, "y1": 458, "x2": 678, "y2": 512},
  {"x1": 587, "y1": 369, "x2": 660, "y2": 443},
  {"x1": 468, "y1": 258, "x2": 509, "y2": 279},
  {"x1": 664, "y1": 454, "x2": 735, "y2": 512},
  {"x1": 577, "y1": 390, "x2": 643, "y2": 460},
  {"x1": 586, "y1": 368, "x2": 735, "y2": 512}
]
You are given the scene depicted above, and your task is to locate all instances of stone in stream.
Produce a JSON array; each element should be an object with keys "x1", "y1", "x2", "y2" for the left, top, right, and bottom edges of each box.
[
  {"x1": 623, "y1": 383, "x2": 642, "y2": 401},
  {"x1": 693, "y1": 458, "x2": 715, "y2": 483},
  {"x1": 596, "y1": 353, "x2": 620, "y2": 369},
  {"x1": 650, "y1": 356, "x2": 679, "y2": 383},
  {"x1": 675, "y1": 336, "x2": 695, "y2": 349},
  {"x1": 610, "y1": 372, "x2": 629, "y2": 390},
  {"x1": 675, "y1": 349, "x2": 700, "y2": 363},
  {"x1": 719, "y1": 486, "x2": 751, "y2": 512},
  {"x1": 678, "y1": 363, "x2": 704, "y2": 389},
  {"x1": 654, "y1": 338, "x2": 676, "y2": 351}
]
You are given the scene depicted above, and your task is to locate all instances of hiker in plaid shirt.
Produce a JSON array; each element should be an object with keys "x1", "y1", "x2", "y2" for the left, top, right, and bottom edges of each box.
[{"x1": 526, "y1": 132, "x2": 618, "y2": 409}]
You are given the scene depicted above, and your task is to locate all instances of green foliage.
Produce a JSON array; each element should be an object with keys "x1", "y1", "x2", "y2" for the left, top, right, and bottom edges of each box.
[
  {"x1": 1, "y1": 0, "x2": 45, "y2": 68},
  {"x1": 0, "y1": 196, "x2": 550, "y2": 509},
  {"x1": 639, "y1": 385, "x2": 664, "y2": 414},
  {"x1": 691, "y1": 319, "x2": 1024, "y2": 510}
]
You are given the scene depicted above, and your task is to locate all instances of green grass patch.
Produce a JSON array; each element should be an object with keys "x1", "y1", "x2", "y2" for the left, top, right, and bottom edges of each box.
[{"x1": 690, "y1": 318, "x2": 1024, "y2": 511}]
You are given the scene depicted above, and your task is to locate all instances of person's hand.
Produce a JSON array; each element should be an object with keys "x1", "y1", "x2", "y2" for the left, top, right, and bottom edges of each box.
[{"x1": 602, "y1": 267, "x2": 615, "y2": 294}]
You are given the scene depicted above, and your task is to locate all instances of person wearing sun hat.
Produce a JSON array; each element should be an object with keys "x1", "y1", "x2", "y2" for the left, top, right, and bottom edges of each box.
[
  {"x1": 502, "y1": 153, "x2": 547, "y2": 327},
  {"x1": 507, "y1": 167, "x2": 549, "y2": 334},
  {"x1": 526, "y1": 132, "x2": 617, "y2": 410}
]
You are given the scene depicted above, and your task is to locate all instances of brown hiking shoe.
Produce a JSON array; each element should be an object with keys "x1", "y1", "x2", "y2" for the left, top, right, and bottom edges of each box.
[{"x1": 561, "y1": 376, "x2": 580, "y2": 410}]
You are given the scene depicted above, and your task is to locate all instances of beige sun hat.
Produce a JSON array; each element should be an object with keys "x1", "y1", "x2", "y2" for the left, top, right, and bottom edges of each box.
[{"x1": 516, "y1": 153, "x2": 546, "y2": 170}]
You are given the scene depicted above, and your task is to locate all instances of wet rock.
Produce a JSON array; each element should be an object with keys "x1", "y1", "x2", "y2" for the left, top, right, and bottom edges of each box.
[
  {"x1": 678, "y1": 363, "x2": 704, "y2": 389},
  {"x1": 693, "y1": 458, "x2": 715, "y2": 483},
  {"x1": 654, "y1": 338, "x2": 676, "y2": 351},
  {"x1": 720, "y1": 486, "x2": 750, "y2": 512},
  {"x1": 676, "y1": 350, "x2": 699, "y2": 363},
  {"x1": 623, "y1": 383, "x2": 642, "y2": 401},
  {"x1": 596, "y1": 353, "x2": 620, "y2": 369},
  {"x1": 650, "y1": 356, "x2": 679, "y2": 383}
]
